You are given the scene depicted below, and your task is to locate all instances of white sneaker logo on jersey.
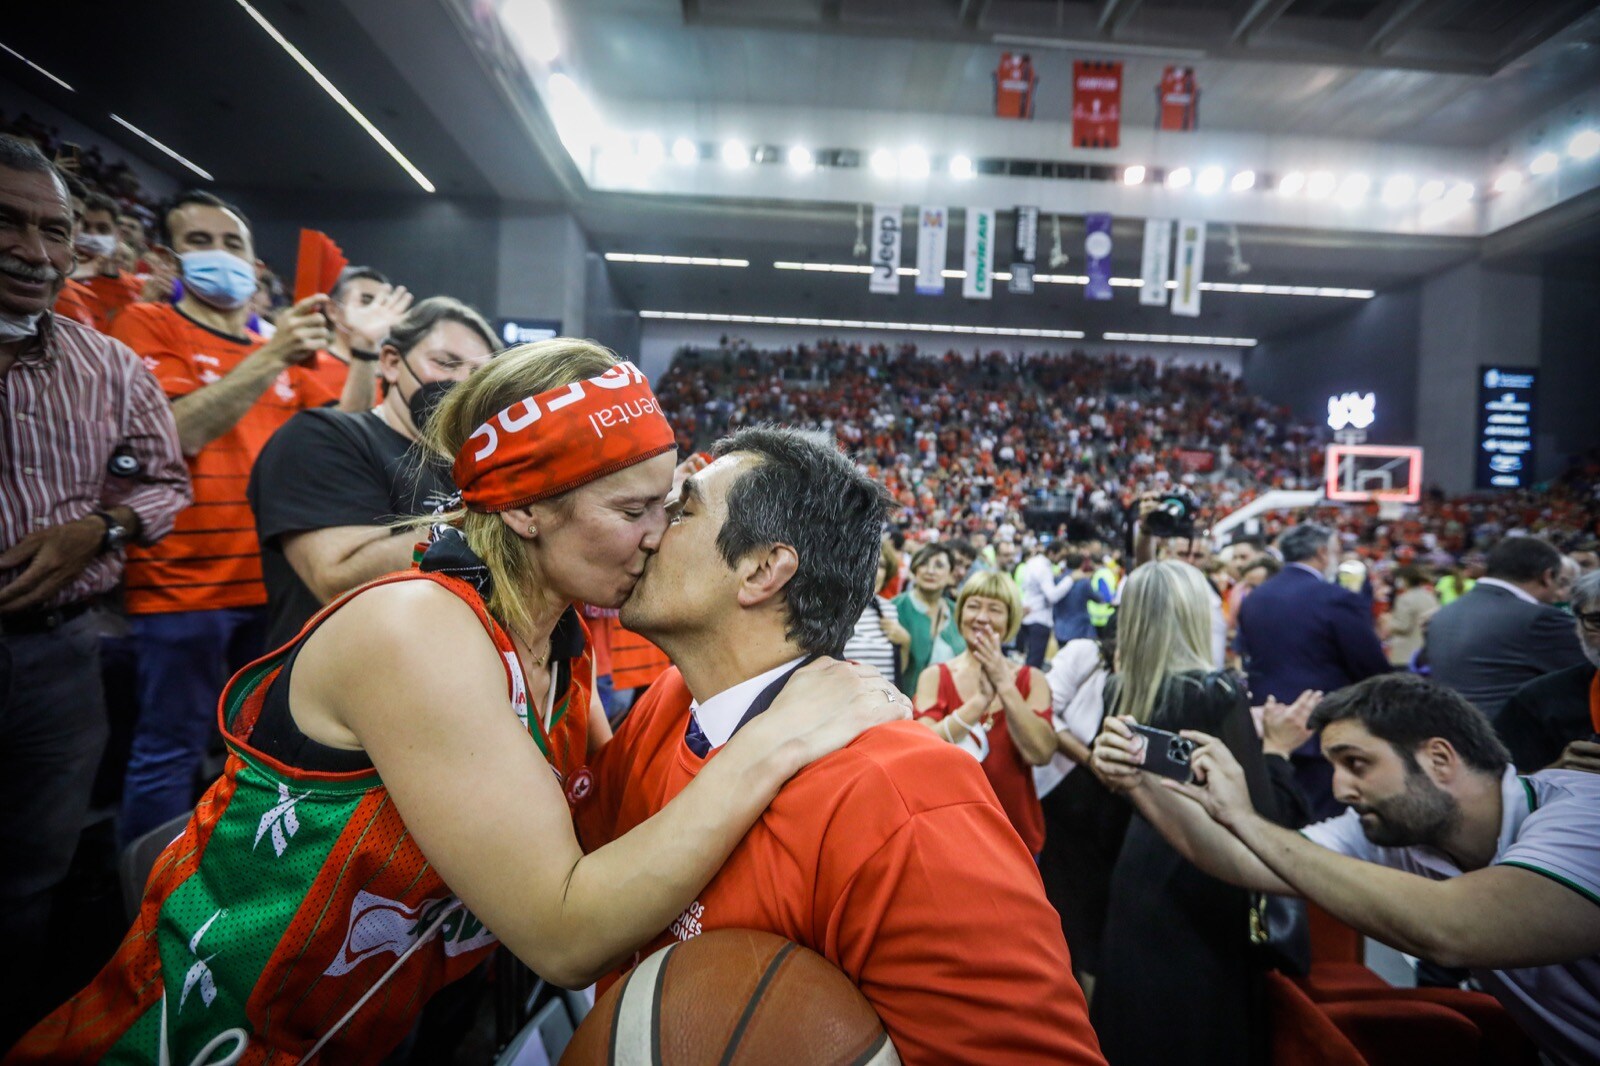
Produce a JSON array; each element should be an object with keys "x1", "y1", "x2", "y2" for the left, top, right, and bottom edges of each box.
[
  {"x1": 179, "y1": 909, "x2": 227, "y2": 1013},
  {"x1": 254, "y1": 783, "x2": 309, "y2": 857},
  {"x1": 323, "y1": 890, "x2": 497, "y2": 977}
]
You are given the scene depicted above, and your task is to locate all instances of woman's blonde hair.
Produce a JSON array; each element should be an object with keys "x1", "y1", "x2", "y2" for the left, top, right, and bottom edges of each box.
[
  {"x1": 419, "y1": 337, "x2": 622, "y2": 637},
  {"x1": 954, "y1": 569, "x2": 1023, "y2": 642},
  {"x1": 1110, "y1": 560, "x2": 1216, "y2": 724}
]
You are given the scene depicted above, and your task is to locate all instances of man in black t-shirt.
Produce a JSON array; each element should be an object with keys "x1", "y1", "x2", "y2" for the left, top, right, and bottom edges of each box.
[{"x1": 248, "y1": 297, "x2": 497, "y2": 648}]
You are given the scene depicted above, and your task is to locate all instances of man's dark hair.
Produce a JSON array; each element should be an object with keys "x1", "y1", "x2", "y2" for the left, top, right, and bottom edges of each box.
[
  {"x1": 1278, "y1": 522, "x2": 1334, "y2": 564},
  {"x1": 1308, "y1": 674, "x2": 1510, "y2": 775},
  {"x1": 1064, "y1": 551, "x2": 1086, "y2": 571},
  {"x1": 387, "y1": 296, "x2": 497, "y2": 356},
  {"x1": 83, "y1": 190, "x2": 120, "y2": 222},
  {"x1": 945, "y1": 538, "x2": 974, "y2": 563},
  {"x1": 331, "y1": 265, "x2": 389, "y2": 302},
  {"x1": 710, "y1": 427, "x2": 890, "y2": 656},
  {"x1": 1245, "y1": 555, "x2": 1281, "y2": 578},
  {"x1": 0, "y1": 134, "x2": 64, "y2": 193},
  {"x1": 1230, "y1": 534, "x2": 1265, "y2": 551},
  {"x1": 1484, "y1": 535, "x2": 1563, "y2": 584},
  {"x1": 159, "y1": 189, "x2": 252, "y2": 247}
]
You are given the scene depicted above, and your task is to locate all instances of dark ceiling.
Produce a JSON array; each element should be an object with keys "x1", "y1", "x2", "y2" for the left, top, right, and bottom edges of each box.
[{"x1": 0, "y1": 0, "x2": 522, "y2": 198}]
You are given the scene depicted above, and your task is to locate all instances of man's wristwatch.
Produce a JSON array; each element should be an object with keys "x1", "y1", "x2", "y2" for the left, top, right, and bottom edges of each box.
[
  {"x1": 349, "y1": 348, "x2": 380, "y2": 362},
  {"x1": 91, "y1": 510, "x2": 131, "y2": 553}
]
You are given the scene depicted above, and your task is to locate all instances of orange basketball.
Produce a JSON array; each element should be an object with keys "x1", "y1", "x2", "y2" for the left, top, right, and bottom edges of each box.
[{"x1": 562, "y1": 929, "x2": 897, "y2": 1065}]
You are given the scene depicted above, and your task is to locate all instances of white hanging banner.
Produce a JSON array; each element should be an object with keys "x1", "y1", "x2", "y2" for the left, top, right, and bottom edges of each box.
[
  {"x1": 962, "y1": 208, "x2": 995, "y2": 300},
  {"x1": 1171, "y1": 219, "x2": 1206, "y2": 317},
  {"x1": 915, "y1": 207, "x2": 948, "y2": 295},
  {"x1": 870, "y1": 204, "x2": 903, "y2": 295},
  {"x1": 1139, "y1": 219, "x2": 1173, "y2": 307}
]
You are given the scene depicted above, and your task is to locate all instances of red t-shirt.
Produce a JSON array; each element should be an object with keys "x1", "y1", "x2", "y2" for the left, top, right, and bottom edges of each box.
[
  {"x1": 111, "y1": 302, "x2": 337, "y2": 614},
  {"x1": 573, "y1": 668, "x2": 1103, "y2": 1065},
  {"x1": 915, "y1": 663, "x2": 1050, "y2": 854},
  {"x1": 77, "y1": 273, "x2": 143, "y2": 332}
]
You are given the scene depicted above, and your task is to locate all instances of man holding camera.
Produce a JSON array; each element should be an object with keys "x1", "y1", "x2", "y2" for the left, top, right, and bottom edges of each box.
[
  {"x1": 1092, "y1": 673, "x2": 1600, "y2": 1066},
  {"x1": 1236, "y1": 522, "x2": 1390, "y2": 816}
]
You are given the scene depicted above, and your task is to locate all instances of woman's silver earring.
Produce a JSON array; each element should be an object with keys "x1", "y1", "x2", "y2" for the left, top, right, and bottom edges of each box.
[{"x1": 527, "y1": 525, "x2": 538, "y2": 538}]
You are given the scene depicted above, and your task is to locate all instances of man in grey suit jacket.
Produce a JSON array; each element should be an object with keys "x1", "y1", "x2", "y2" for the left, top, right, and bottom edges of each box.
[{"x1": 1422, "y1": 536, "x2": 1586, "y2": 724}]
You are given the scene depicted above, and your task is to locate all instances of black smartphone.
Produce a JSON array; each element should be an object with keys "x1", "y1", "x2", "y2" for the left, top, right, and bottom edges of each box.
[{"x1": 1129, "y1": 723, "x2": 1196, "y2": 783}]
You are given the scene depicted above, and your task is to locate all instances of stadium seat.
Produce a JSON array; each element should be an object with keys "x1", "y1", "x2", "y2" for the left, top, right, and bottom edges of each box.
[
  {"x1": 118, "y1": 811, "x2": 190, "y2": 922},
  {"x1": 1265, "y1": 971, "x2": 1367, "y2": 1066},
  {"x1": 1320, "y1": 997, "x2": 1481, "y2": 1066},
  {"x1": 493, "y1": 997, "x2": 575, "y2": 1066},
  {"x1": 1310, "y1": 987, "x2": 1540, "y2": 1066}
]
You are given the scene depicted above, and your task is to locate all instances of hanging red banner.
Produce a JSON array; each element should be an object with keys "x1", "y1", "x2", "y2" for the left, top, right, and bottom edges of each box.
[
  {"x1": 994, "y1": 52, "x2": 1038, "y2": 119},
  {"x1": 1072, "y1": 61, "x2": 1122, "y2": 148},
  {"x1": 1158, "y1": 66, "x2": 1199, "y2": 131}
]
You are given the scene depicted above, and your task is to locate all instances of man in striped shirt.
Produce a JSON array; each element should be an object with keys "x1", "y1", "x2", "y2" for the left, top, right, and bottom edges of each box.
[{"x1": 0, "y1": 134, "x2": 190, "y2": 1048}]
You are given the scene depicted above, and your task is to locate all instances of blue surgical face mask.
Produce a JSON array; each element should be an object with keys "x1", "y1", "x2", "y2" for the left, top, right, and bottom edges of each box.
[{"x1": 179, "y1": 249, "x2": 258, "y2": 310}]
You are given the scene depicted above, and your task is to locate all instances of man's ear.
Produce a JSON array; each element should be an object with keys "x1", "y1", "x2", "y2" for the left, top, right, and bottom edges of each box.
[
  {"x1": 1417, "y1": 737, "x2": 1459, "y2": 784},
  {"x1": 736, "y1": 544, "x2": 799, "y2": 609}
]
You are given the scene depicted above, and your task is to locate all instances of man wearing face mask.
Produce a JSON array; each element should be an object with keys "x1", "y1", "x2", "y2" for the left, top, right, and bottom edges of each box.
[
  {"x1": 109, "y1": 189, "x2": 339, "y2": 846},
  {"x1": 66, "y1": 191, "x2": 141, "y2": 332},
  {"x1": 1236, "y1": 521, "x2": 1391, "y2": 817},
  {"x1": 247, "y1": 296, "x2": 497, "y2": 648},
  {"x1": 0, "y1": 135, "x2": 190, "y2": 1048}
]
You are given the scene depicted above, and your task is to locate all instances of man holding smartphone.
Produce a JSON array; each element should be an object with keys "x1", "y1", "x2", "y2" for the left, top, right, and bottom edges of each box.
[
  {"x1": 1092, "y1": 673, "x2": 1600, "y2": 1065},
  {"x1": 110, "y1": 190, "x2": 340, "y2": 847}
]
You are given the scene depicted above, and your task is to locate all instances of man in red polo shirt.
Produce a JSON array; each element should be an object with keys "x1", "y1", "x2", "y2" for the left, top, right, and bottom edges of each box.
[
  {"x1": 110, "y1": 189, "x2": 337, "y2": 846},
  {"x1": 575, "y1": 427, "x2": 1103, "y2": 1065}
]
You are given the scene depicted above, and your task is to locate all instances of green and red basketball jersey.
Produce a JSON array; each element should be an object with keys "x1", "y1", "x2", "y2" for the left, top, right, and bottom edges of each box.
[{"x1": 9, "y1": 564, "x2": 592, "y2": 1066}]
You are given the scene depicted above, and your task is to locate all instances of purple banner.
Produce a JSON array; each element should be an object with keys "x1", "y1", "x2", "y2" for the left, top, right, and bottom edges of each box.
[{"x1": 1084, "y1": 212, "x2": 1113, "y2": 301}]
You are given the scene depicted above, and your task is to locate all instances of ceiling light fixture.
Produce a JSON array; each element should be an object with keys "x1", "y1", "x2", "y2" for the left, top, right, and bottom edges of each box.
[
  {"x1": 1336, "y1": 173, "x2": 1370, "y2": 205},
  {"x1": 1492, "y1": 169, "x2": 1524, "y2": 194},
  {"x1": 1529, "y1": 151, "x2": 1559, "y2": 175},
  {"x1": 1381, "y1": 174, "x2": 1415, "y2": 206},
  {"x1": 498, "y1": 0, "x2": 560, "y2": 64},
  {"x1": 1305, "y1": 171, "x2": 1337, "y2": 199},
  {"x1": 0, "y1": 41, "x2": 74, "y2": 92},
  {"x1": 1123, "y1": 164, "x2": 1146, "y2": 186},
  {"x1": 1103, "y1": 331, "x2": 1257, "y2": 347},
  {"x1": 1230, "y1": 170, "x2": 1256, "y2": 192},
  {"x1": 108, "y1": 114, "x2": 213, "y2": 181},
  {"x1": 870, "y1": 148, "x2": 897, "y2": 178},
  {"x1": 721, "y1": 140, "x2": 750, "y2": 169},
  {"x1": 1446, "y1": 181, "x2": 1475, "y2": 202},
  {"x1": 639, "y1": 310, "x2": 1084, "y2": 340},
  {"x1": 1278, "y1": 171, "x2": 1306, "y2": 196},
  {"x1": 232, "y1": 0, "x2": 434, "y2": 192},
  {"x1": 898, "y1": 148, "x2": 931, "y2": 179},
  {"x1": 635, "y1": 134, "x2": 665, "y2": 169},
  {"x1": 1196, "y1": 166, "x2": 1225, "y2": 194},
  {"x1": 605, "y1": 253, "x2": 747, "y2": 267},
  {"x1": 1568, "y1": 129, "x2": 1600, "y2": 161},
  {"x1": 949, "y1": 154, "x2": 975, "y2": 180},
  {"x1": 787, "y1": 146, "x2": 815, "y2": 172},
  {"x1": 1166, "y1": 166, "x2": 1192, "y2": 189},
  {"x1": 1417, "y1": 179, "x2": 1446, "y2": 203},
  {"x1": 672, "y1": 137, "x2": 698, "y2": 165}
]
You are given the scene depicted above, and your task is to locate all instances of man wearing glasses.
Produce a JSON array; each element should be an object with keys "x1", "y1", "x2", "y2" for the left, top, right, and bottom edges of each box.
[{"x1": 1498, "y1": 569, "x2": 1600, "y2": 772}]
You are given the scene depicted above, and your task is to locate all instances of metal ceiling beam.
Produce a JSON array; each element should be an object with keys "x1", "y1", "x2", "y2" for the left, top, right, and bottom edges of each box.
[
  {"x1": 1230, "y1": 0, "x2": 1297, "y2": 44},
  {"x1": 958, "y1": 0, "x2": 993, "y2": 29},
  {"x1": 1363, "y1": 0, "x2": 1467, "y2": 55},
  {"x1": 821, "y1": 0, "x2": 843, "y2": 22},
  {"x1": 1096, "y1": 0, "x2": 1146, "y2": 37}
]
